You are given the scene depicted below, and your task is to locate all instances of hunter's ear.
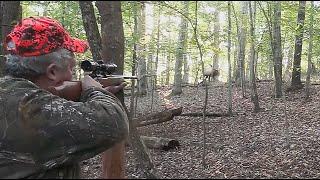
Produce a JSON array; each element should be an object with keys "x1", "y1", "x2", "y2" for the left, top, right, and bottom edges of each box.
[{"x1": 46, "y1": 63, "x2": 58, "y2": 81}]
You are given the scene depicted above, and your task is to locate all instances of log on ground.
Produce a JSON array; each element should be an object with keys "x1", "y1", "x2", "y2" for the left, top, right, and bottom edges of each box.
[
  {"x1": 135, "y1": 107, "x2": 183, "y2": 127},
  {"x1": 179, "y1": 112, "x2": 229, "y2": 117},
  {"x1": 140, "y1": 136, "x2": 180, "y2": 151}
]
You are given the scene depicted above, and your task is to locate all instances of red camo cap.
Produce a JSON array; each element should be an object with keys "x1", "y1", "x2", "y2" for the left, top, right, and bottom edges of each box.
[{"x1": 5, "y1": 16, "x2": 89, "y2": 57}]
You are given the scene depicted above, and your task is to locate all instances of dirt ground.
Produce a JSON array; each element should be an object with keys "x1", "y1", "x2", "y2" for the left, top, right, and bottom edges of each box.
[{"x1": 80, "y1": 81, "x2": 320, "y2": 179}]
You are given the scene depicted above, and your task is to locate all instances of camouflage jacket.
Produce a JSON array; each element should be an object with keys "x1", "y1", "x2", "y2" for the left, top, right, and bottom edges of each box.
[{"x1": 0, "y1": 76, "x2": 129, "y2": 179}]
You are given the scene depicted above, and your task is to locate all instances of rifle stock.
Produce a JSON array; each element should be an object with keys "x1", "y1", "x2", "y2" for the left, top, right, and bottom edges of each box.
[
  {"x1": 48, "y1": 76, "x2": 137, "y2": 101},
  {"x1": 47, "y1": 81, "x2": 82, "y2": 101}
]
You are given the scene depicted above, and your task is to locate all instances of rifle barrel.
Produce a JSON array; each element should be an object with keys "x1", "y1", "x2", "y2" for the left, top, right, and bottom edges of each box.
[{"x1": 105, "y1": 75, "x2": 138, "y2": 79}]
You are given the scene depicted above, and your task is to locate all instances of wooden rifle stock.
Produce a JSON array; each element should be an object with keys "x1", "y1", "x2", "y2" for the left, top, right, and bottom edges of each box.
[
  {"x1": 48, "y1": 76, "x2": 137, "y2": 101},
  {"x1": 47, "y1": 81, "x2": 82, "y2": 101}
]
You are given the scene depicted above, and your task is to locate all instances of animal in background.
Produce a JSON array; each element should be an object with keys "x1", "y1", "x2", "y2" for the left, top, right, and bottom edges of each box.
[{"x1": 204, "y1": 65, "x2": 219, "y2": 82}]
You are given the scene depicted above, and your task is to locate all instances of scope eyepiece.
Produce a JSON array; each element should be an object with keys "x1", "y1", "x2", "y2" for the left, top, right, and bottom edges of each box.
[
  {"x1": 80, "y1": 60, "x2": 117, "y2": 75},
  {"x1": 81, "y1": 60, "x2": 95, "y2": 72}
]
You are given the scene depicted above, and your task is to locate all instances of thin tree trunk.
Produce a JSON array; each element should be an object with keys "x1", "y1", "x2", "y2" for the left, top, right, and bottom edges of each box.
[
  {"x1": 269, "y1": 55, "x2": 273, "y2": 80},
  {"x1": 257, "y1": 1, "x2": 274, "y2": 81},
  {"x1": 166, "y1": 54, "x2": 171, "y2": 85},
  {"x1": 182, "y1": 5, "x2": 189, "y2": 85},
  {"x1": 166, "y1": 16, "x2": 171, "y2": 86},
  {"x1": 212, "y1": 9, "x2": 220, "y2": 73},
  {"x1": 79, "y1": 1, "x2": 103, "y2": 61},
  {"x1": 132, "y1": 2, "x2": 139, "y2": 117},
  {"x1": 228, "y1": 1, "x2": 233, "y2": 116},
  {"x1": 239, "y1": 1, "x2": 248, "y2": 97},
  {"x1": 136, "y1": 2, "x2": 148, "y2": 95},
  {"x1": 233, "y1": 42, "x2": 238, "y2": 80},
  {"x1": 147, "y1": 53, "x2": 153, "y2": 90},
  {"x1": 284, "y1": 45, "x2": 294, "y2": 80},
  {"x1": 249, "y1": 1, "x2": 260, "y2": 112},
  {"x1": 188, "y1": 2, "x2": 208, "y2": 168},
  {"x1": 172, "y1": 1, "x2": 189, "y2": 95},
  {"x1": 0, "y1": 1, "x2": 21, "y2": 77},
  {"x1": 273, "y1": 1, "x2": 283, "y2": 98},
  {"x1": 231, "y1": 2, "x2": 240, "y2": 84},
  {"x1": 305, "y1": 1, "x2": 314, "y2": 100},
  {"x1": 182, "y1": 51, "x2": 189, "y2": 84},
  {"x1": 154, "y1": 5, "x2": 161, "y2": 86},
  {"x1": 291, "y1": 1, "x2": 306, "y2": 89}
]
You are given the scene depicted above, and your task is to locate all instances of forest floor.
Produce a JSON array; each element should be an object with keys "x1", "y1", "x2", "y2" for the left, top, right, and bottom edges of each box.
[{"x1": 80, "y1": 80, "x2": 320, "y2": 179}]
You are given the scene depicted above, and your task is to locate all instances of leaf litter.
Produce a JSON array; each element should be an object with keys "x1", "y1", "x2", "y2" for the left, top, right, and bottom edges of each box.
[{"x1": 80, "y1": 81, "x2": 320, "y2": 179}]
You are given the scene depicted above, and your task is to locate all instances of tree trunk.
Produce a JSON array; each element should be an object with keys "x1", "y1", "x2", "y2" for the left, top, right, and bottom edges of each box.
[
  {"x1": 212, "y1": 8, "x2": 220, "y2": 81},
  {"x1": 269, "y1": 55, "x2": 273, "y2": 80},
  {"x1": 257, "y1": 1, "x2": 275, "y2": 81},
  {"x1": 135, "y1": 1, "x2": 148, "y2": 95},
  {"x1": 79, "y1": 1, "x2": 103, "y2": 61},
  {"x1": 231, "y1": 2, "x2": 240, "y2": 84},
  {"x1": 182, "y1": 52, "x2": 189, "y2": 84},
  {"x1": 273, "y1": 1, "x2": 283, "y2": 98},
  {"x1": 228, "y1": 1, "x2": 233, "y2": 116},
  {"x1": 305, "y1": 1, "x2": 314, "y2": 100},
  {"x1": 0, "y1": 2, "x2": 3, "y2": 60},
  {"x1": 284, "y1": 45, "x2": 294, "y2": 80},
  {"x1": 95, "y1": 1, "x2": 125, "y2": 179},
  {"x1": 96, "y1": 1, "x2": 124, "y2": 72},
  {"x1": 165, "y1": 16, "x2": 171, "y2": 86},
  {"x1": 233, "y1": 42, "x2": 238, "y2": 80},
  {"x1": 255, "y1": 46, "x2": 259, "y2": 79},
  {"x1": 132, "y1": 2, "x2": 139, "y2": 116},
  {"x1": 147, "y1": 53, "x2": 153, "y2": 90},
  {"x1": 0, "y1": 1, "x2": 21, "y2": 77},
  {"x1": 165, "y1": 54, "x2": 171, "y2": 85},
  {"x1": 154, "y1": 5, "x2": 161, "y2": 86},
  {"x1": 291, "y1": 1, "x2": 306, "y2": 89},
  {"x1": 249, "y1": 1, "x2": 260, "y2": 112},
  {"x1": 172, "y1": 1, "x2": 189, "y2": 95},
  {"x1": 238, "y1": 1, "x2": 248, "y2": 97},
  {"x1": 193, "y1": 61, "x2": 199, "y2": 86},
  {"x1": 179, "y1": 5, "x2": 190, "y2": 85}
]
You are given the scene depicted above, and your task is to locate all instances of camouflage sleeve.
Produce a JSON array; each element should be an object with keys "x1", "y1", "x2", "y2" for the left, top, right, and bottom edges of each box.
[{"x1": 18, "y1": 86, "x2": 129, "y2": 169}]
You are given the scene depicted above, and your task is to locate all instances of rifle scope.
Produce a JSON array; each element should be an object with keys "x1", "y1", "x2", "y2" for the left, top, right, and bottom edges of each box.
[{"x1": 80, "y1": 60, "x2": 117, "y2": 75}]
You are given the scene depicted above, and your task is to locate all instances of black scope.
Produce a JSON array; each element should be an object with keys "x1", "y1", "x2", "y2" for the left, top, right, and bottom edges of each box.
[{"x1": 80, "y1": 60, "x2": 117, "y2": 75}]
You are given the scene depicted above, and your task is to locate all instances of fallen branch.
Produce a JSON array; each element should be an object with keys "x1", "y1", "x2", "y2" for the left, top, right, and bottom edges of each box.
[
  {"x1": 256, "y1": 79, "x2": 273, "y2": 83},
  {"x1": 311, "y1": 83, "x2": 320, "y2": 85},
  {"x1": 140, "y1": 136, "x2": 180, "y2": 151},
  {"x1": 135, "y1": 107, "x2": 183, "y2": 127},
  {"x1": 179, "y1": 112, "x2": 229, "y2": 117}
]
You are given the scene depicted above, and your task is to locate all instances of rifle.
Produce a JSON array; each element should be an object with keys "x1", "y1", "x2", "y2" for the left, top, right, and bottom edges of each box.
[{"x1": 48, "y1": 60, "x2": 137, "y2": 101}]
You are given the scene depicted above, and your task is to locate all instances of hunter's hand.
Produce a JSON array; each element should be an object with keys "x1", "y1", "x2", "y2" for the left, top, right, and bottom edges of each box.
[{"x1": 104, "y1": 82, "x2": 127, "y2": 95}]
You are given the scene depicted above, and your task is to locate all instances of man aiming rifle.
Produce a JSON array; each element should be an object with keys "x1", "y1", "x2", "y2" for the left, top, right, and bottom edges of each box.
[{"x1": 0, "y1": 16, "x2": 129, "y2": 179}]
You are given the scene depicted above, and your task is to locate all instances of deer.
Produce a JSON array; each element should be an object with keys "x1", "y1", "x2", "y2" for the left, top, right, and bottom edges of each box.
[{"x1": 204, "y1": 65, "x2": 219, "y2": 82}]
